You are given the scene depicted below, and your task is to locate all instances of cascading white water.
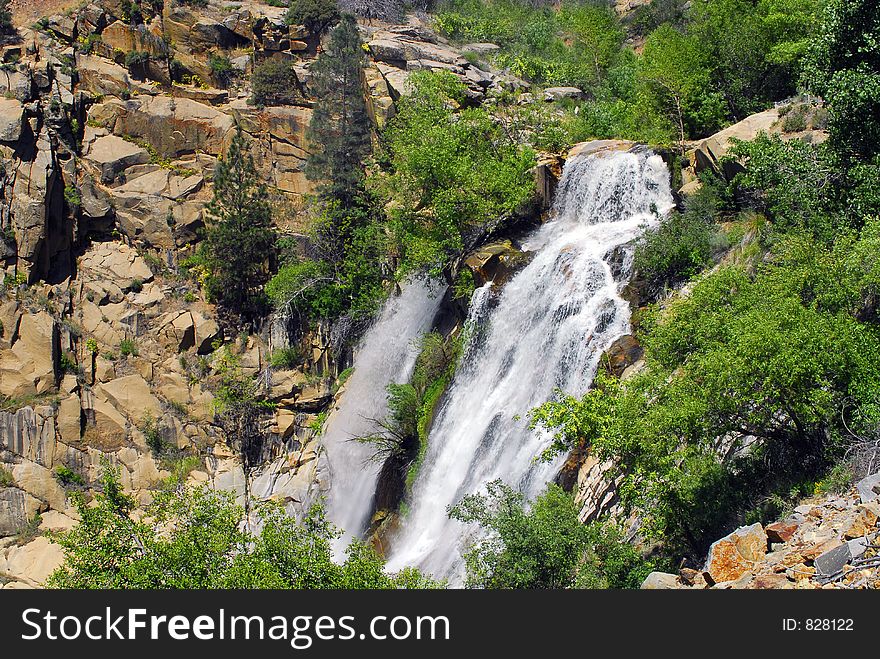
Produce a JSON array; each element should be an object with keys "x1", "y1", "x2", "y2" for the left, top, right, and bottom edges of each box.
[
  {"x1": 322, "y1": 278, "x2": 445, "y2": 550},
  {"x1": 386, "y1": 148, "x2": 673, "y2": 584}
]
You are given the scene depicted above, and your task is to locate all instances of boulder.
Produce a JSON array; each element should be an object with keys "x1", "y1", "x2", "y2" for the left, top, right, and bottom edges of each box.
[
  {"x1": 640, "y1": 572, "x2": 682, "y2": 589},
  {"x1": 705, "y1": 523, "x2": 768, "y2": 583},
  {"x1": 464, "y1": 240, "x2": 530, "y2": 287},
  {"x1": 75, "y1": 54, "x2": 134, "y2": 98},
  {"x1": 543, "y1": 86, "x2": 585, "y2": 102},
  {"x1": 157, "y1": 311, "x2": 196, "y2": 352},
  {"x1": 0, "y1": 97, "x2": 24, "y2": 142},
  {"x1": 192, "y1": 311, "x2": 220, "y2": 354},
  {"x1": 84, "y1": 134, "x2": 150, "y2": 183},
  {"x1": 603, "y1": 335, "x2": 643, "y2": 378},
  {"x1": 79, "y1": 241, "x2": 154, "y2": 290},
  {"x1": 11, "y1": 461, "x2": 67, "y2": 510},
  {"x1": 856, "y1": 472, "x2": 880, "y2": 504},
  {"x1": 568, "y1": 139, "x2": 637, "y2": 160},
  {"x1": 0, "y1": 405, "x2": 57, "y2": 467},
  {"x1": 766, "y1": 520, "x2": 800, "y2": 543},
  {"x1": 692, "y1": 109, "x2": 779, "y2": 179},
  {"x1": 2, "y1": 536, "x2": 64, "y2": 585},
  {"x1": 112, "y1": 95, "x2": 235, "y2": 158}
]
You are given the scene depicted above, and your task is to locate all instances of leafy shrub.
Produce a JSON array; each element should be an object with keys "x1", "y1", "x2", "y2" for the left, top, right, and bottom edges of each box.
[
  {"x1": 634, "y1": 185, "x2": 722, "y2": 295},
  {"x1": 269, "y1": 346, "x2": 302, "y2": 369},
  {"x1": 0, "y1": 465, "x2": 13, "y2": 487},
  {"x1": 54, "y1": 465, "x2": 86, "y2": 487},
  {"x1": 59, "y1": 352, "x2": 79, "y2": 374},
  {"x1": 119, "y1": 339, "x2": 139, "y2": 357},
  {"x1": 208, "y1": 54, "x2": 234, "y2": 87},
  {"x1": 250, "y1": 59, "x2": 302, "y2": 106},
  {"x1": 284, "y1": 0, "x2": 339, "y2": 35},
  {"x1": 782, "y1": 106, "x2": 808, "y2": 133},
  {"x1": 141, "y1": 413, "x2": 166, "y2": 455}
]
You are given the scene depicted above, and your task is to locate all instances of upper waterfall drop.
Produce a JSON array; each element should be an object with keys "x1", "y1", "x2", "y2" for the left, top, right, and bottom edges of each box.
[
  {"x1": 386, "y1": 147, "x2": 674, "y2": 584},
  {"x1": 320, "y1": 278, "x2": 446, "y2": 551}
]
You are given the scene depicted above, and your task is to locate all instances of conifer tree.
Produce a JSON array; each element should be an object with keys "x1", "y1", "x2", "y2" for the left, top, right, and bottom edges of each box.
[
  {"x1": 304, "y1": 14, "x2": 372, "y2": 209},
  {"x1": 204, "y1": 127, "x2": 275, "y2": 325}
]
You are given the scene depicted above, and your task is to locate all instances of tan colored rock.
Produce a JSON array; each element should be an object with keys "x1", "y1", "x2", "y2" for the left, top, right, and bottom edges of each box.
[
  {"x1": 3, "y1": 536, "x2": 64, "y2": 585},
  {"x1": 84, "y1": 134, "x2": 151, "y2": 183},
  {"x1": 0, "y1": 97, "x2": 24, "y2": 142},
  {"x1": 113, "y1": 95, "x2": 235, "y2": 158},
  {"x1": 692, "y1": 109, "x2": 779, "y2": 179},
  {"x1": 192, "y1": 311, "x2": 220, "y2": 354},
  {"x1": 568, "y1": 139, "x2": 636, "y2": 160},
  {"x1": 0, "y1": 487, "x2": 43, "y2": 536},
  {"x1": 56, "y1": 394, "x2": 82, "y2": 445},
  {"x1": 38, "y1": 510, "x2": 77, "y2": 532},
  {"x1": 157, "y1": 311, "x2": 195, "y2": 352},
  {"x1": 95, "y1": 374, "x2": 163, "y2": 422},
  {"x1": 76, "y1": 54, "x2": 134, "y2": 97},
  {"x1": 0, "y1": 405, "x2": 57, "y2": 467},
  {"x1": 640, "y1": 572, "x2": 682, "y2": 589},
  {"x1": 0, "y1": 312, "x2": 57, "y2": 398},
  {"x1": 130, "y1": 454, "x2": 161, "y2": 490},
  {"x1": 11, "y1": 461, "x2": 67, "y2": 510}
]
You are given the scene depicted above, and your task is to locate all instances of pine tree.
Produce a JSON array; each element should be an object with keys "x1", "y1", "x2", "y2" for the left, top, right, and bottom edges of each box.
[
  {"x1": 0, "y1": 0, "x2": 13, "y2": 33},
  {"x1": 204, "y1": 127, "x2": 275, "y2": 325},
  {"x1": 304, "y1": 14, "x2": 372, "y2": 209}
]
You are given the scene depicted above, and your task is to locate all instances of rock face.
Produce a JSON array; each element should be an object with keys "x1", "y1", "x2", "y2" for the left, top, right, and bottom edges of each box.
[{"x1": 464, "y1": 240, "x2": 531, "y2": 287}]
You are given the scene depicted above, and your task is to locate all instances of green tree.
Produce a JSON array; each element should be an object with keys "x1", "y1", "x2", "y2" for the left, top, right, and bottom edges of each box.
[
  {"x1": 305, "y1": 13, "x2": 373, "y2": 208},
  {"x1": 285, "y1": 0, "x2": 340, "y2": 35},
  {"x1": 637, "y1": 24, "x2": 726, "y2": 147},
  {"x1": 0, "y1": 0, "x2": 13, "y2": 32},
  {"x1": 250, "y1": 58, "x2": 304, "y2": 106},
  {"x1": 203, "y1": 127, "x2": 275, "y2": 325},
  {"x1": 802, "y1": 0, "x2": 880, "y2": 160},
  {"x1": 449, "y1": 481, "x2": 653, "y2": 589},
  {"x1": 47, "y1": 465, "x2": 442, "y2": 588}
]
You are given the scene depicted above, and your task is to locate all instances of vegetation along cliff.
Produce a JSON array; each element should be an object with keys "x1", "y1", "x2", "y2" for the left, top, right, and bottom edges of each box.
[{"x1": 0, "y1": 0, "x2": 878, "y2": 590}]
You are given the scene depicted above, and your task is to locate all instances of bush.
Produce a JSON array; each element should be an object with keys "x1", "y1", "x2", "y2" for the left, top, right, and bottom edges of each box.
[
  {"x1": 634, "y1": 185, "x2": 722, "y2": 295},
  {"x1": 782, "y1": 106, "x2": 808, "y2": 133},
  {"x1": 54, "y1": 465, "x2": 86, "y2": 487},
  {"x1": 119, "y1": 338, "x2": 139, "y2": 357},
  {"x1": 141, "y1": 413, "x2": 166, "y2": 455},
  {"x1": 449, "y1": 481, "x2": 655, "y2": 588},
  {"x1": 0, "y1": 465, "x2": 13, "y2": 487},
  {"x1": 269, "y1": 346, "x2": 302, "y2": 369},
  {"x1": 124, "y1": 50, "x2": 151, "y2": 78},
  {"x1": 208, "y1": 54, "x2": 234, "y2": 87},
  {"x1": 284, "y1": 0, "x2": 339, "y2": 35},
  {"x1": 250, "y1": 59, "x2": 303, "y2": 106}
]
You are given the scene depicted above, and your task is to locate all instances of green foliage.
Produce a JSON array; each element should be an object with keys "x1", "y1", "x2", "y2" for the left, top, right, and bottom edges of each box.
[
  {"x1": 802, "y1": 0, "x2": 880, "y2": 160},
  {"x1": 250, "y1": 59, "x2": 303, "y2": 106},
  {"x1": 269, "y1": 345, "x2": 302, "y2": 369},
  {"x1": 207, "y1": 54, "x2": 234, "y2": 87},
  {"x1": 124, "y1": 50, "x2": 150, "y2": 78},
  {"x1": 285, "y1": 0, "x2": 339, "y2": 34},
  {"x1": 47, "y1": 465, "x2": 441, "y2": 588},
  {"x1": 54, "y1": 465, "x2": 86, "y2": 487},
  {"x1": 374, "y1": 71, "x2": 536, "y2": 274},
  {"x1": 306, "y1": 15, "x2": 372, "y2": 207},
  {"x1": 449, "y1": 481, "x2": 654, "y2": 589},
  {"x1": 63, "y1": 184, "x2": 81, "y2": 208},
  {"x1": 59, "y1": 352, "x2": 79, "y2": 375},
  {"x1": 0, "y1": 465, "x2": 13, "y2": 487},
  {"x1": 634, "y1": 183, "x2": 725, "y2": 295},
  {"x1": 0, "y1": 0, "x2": 12, "y2": 32},
  {"x1": 814, "y1": 461, "x2": 854, "y2": 495},
  {"x1": 203, "y1": 128, "x2": 275, "y2": 324},
  {"x1": 141, "y1": 413, "x2": 167, "y2": 455},
  {"x1": 119, "y1": 338, "x2": 139, "y2": 357}
]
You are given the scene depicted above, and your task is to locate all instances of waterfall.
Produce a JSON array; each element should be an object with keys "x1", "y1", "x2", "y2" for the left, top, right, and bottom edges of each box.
[
  {"x1": 322, "y1": 278, "x2": 445, "y2": 550},
  {"x1": 386, "y1": 148, "x2": 674, "y2": 584}
]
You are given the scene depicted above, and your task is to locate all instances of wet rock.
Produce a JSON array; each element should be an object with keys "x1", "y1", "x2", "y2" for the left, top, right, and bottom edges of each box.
[
  {"x1": 603, "y1": 334, "x2": 643, "y2": 378},
  {"x1": 464, "y1": 240, "x2": 531, "y2": 287}
]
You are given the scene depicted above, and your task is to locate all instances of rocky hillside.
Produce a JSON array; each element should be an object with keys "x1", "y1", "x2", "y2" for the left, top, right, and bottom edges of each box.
[
  {"x1": 642, "y1": 471, "x2": 880, "y2": 589},
  {"x1": 0, "y1": 2, "x2": 530, "y2": 588}
]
